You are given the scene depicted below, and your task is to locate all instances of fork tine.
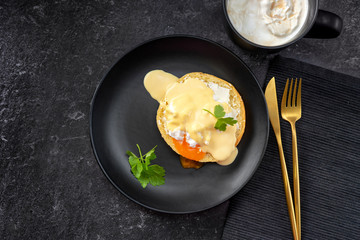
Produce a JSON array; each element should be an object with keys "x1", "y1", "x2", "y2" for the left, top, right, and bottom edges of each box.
[
  {"x1": 292, "y1": 78, "x2": 297, "y2": 106},
  {"x1": 297, "y1": 78, "x2": 302, "y2": 108},
  {"x1": 281, "y1": 79, "x2": 289, "y2": 109},
  {"x1": 287, "y1": 78, "x2": 294, "y2": 107}
]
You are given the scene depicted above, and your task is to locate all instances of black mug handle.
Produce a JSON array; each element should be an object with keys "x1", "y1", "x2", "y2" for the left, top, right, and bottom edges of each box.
[{"x1": 305, "y1": 10, "x2": 343, "y2": 38}]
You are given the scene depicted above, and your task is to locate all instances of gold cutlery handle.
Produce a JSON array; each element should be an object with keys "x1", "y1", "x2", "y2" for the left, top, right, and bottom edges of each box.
[
  {"x1": 291, "y1": 122, "x2": 301, "y2": 239},
  {"x1": 275, "y1": 135, "x2": 299, "y2": 240}
]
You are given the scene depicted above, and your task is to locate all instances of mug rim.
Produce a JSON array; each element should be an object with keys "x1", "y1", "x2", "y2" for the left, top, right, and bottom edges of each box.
[{"x1": 223, "y1": 0, "x2": 319, "y2": 50}]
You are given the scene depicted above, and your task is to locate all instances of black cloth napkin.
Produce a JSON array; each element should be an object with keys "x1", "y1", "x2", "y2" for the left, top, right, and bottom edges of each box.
[{"x1": 222, "y1": 56, "x2": 360, "y2": 239}]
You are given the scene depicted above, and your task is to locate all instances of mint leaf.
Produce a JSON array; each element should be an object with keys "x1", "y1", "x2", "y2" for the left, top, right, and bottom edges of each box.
[
  {"x1": 214, "y1": 105, "x2": 226, "y2": 118},
  {"x1": 126, "y1": 145, "x2": 165, "y2": 188}
]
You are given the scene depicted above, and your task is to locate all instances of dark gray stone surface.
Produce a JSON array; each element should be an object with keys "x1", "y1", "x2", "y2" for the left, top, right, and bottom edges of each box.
[{"x1": 0, "y1": 0, "x2": 359, "y2": 239}]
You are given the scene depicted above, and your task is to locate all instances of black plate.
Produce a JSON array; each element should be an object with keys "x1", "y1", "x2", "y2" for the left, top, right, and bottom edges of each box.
[{"x1": 90, "y1": 35, "x2": 269, "y2": 214}]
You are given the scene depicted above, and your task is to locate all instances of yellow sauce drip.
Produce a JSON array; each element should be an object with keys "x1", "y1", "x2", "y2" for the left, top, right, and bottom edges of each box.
[
  {"x1": 217, "y1": 148, "x2": 238, "y2": 166},
  {"x1": 144, "y1": 70, "x2": 178, "y2": 102}
]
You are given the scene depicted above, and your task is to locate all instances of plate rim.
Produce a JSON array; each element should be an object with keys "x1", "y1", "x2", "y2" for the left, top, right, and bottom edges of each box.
[{"x1": 89, "y1": 34, "x2": 269, "y2": 214}]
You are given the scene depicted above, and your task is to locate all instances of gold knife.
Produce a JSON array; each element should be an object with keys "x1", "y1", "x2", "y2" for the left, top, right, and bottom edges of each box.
[{"x1": 265, "y1": 77, "x2": 299, "y2": 240}]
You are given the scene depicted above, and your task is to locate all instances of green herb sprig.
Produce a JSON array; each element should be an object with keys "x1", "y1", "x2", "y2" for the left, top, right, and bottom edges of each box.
[
  {"x1": 126, "y1": 145, "x2": 165, "y2": 188},
  {"x1": 203, "y1": 105, "x2": 238, "y2": 131}
]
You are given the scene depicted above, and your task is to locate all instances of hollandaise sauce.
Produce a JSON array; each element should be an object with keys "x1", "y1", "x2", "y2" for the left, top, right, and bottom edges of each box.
[{"x1": 144, "y1": 70, "x2": 238, "y2": 166}]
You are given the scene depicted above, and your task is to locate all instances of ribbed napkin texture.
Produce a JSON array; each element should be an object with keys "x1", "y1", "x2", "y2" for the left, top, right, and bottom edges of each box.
[{"x1": 222, "y1": 56, "x2": 360, "y2": 239}]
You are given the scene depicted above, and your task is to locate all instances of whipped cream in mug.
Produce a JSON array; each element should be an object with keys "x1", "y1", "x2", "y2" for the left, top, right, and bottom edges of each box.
[{"x1": 227, "y1": 0, "x2": 309, "y2": 46}]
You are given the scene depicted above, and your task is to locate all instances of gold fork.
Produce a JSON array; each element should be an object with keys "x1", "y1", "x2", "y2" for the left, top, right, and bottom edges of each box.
[{"x1": 281, "y1": 78, "x2": 302, "y2": 239}]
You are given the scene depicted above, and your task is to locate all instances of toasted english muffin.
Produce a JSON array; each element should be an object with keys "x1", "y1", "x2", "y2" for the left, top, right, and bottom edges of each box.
[{"x1": 156, "y1": 72, "x2": 246, "y2": 162}]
